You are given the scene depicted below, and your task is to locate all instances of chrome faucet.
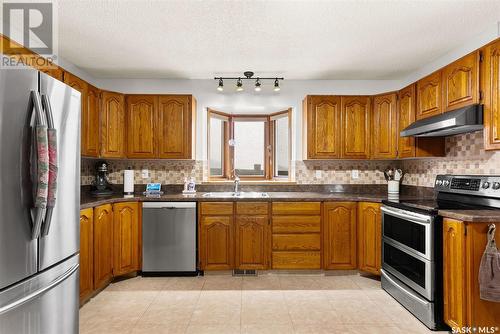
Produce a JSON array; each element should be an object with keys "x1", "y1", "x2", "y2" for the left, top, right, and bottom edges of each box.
[{"x1": 233, "y1": 176, "x2": 240, "y2": 194}]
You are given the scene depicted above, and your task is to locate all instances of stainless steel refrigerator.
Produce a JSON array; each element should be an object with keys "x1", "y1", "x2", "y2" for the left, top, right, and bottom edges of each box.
[{"x1": 0, "y1": 68, "x2": 80, "y2": 333}]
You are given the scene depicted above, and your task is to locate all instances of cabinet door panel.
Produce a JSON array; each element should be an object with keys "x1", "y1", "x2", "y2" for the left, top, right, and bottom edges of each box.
[
  {"x1": 305, "y1": 96, "x2": 341, "y2": 159},
  {"x1": 126, "y1": 95, "x2": 156, "y2": 158},
  {"x1": 235, "y1": 215, "x2": 269, "y2": 269},
  {"x1": 443, "y1": 219, "x2": 466, "y2": 328},
  {"x1": 113, "y1": 202, "x2": 140, "y2": 276},
  {"x1": 83, "y1": 85, "x2": 100, "y2": 157},
  {"x1": 158, "y1": 95, "x2": 193, "y2": 159},
  {"x1": 341, "y1": 96, "x2": 371, "y2": 159},
  {"x1": 93, "y1": 204, "x2": 113, "y2": 290},
  {"x1": 357, "y1": 202, "x2": 381, "y2": 275},
  {"x1": 443, "y1": 51, "x2": 479, "y2": 112},
  {"x1": 200, "y1": 216, "x2": 233, "y2": 270},
  {"x1": 417, "y1": 71, "x2": 442, "y2": 120},
  {"x1": 398, "y1": 84, "x2": 416, "y2": 158},
  {"x1": 101, "y1": 91, "x2": 125, "y2": 158},
  {"x1": 323, "y1": 202, "x2": 357, "y2": 269},
  {"x1": 372, "y1": 93, "x2": 397, "y2": 159},
  {"x1": 484, "y1": 40, "x2": 500, "y2": 150},
  {"x1": 63, "y1": 73, "x2": 90, "y2": 155},
  {"x1": 79, "y1": 208, "x2": 93, "y2": 302}
]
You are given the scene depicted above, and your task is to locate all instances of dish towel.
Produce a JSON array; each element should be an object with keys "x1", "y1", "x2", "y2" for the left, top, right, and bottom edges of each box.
[{"x1": 479, "y1": 224, "x2": 500, "y2": 302}]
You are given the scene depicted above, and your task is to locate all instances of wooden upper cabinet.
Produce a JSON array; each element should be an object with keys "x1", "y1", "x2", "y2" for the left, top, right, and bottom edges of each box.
[
  {"x1": 483, "y1": 39, "x2": 500, "y2": 150},
  {"x1": 82, "y1": 85, "x2": 100, "y2": 157},
  {"x1": 416, "y1": 70, "x2": 442, "y2": 120},
  {"x1": 235, "y1": 212, "x2": 270, "y2": 270},
  {"x1": 93, "y1": 204, "x2": 114, "y2": 290},
  {"x1": 101, "y1": 91, "x2": 126, "y2": 158},
  {"x1": 341, "y1": 96, "x2": 371, "y2": 159},
  {"x1": 323, "y1": 202, "x2": 357, "y2": 270},
  {"x1": 398, "y1": 84, "x2": 416, "y2": 158},
  {"x1": 113, "y1": 202, "x2": 140, "y2": 276},
  {"x1": 372, "y1": 93, "x2": 397, "y2": 159},
  {"x1": 357, "y1": 202, "x2": 382, "y2": 275},
  {"x1": 303, "y1": 95, "x2": 341, "y2": 159},
  {"x1": 199, "y1": 215, "x2": 234, "y2": 270},
  {"x1": 442, "y1": 51, "x2": 479, "y2": 112},
  {"x1": 41, "y1": 67, "x2": 64, "y2": 81},
  {"x1": 79, "y1": 208, "x2": 94, "y2": 302},
  {"x1": 157, "y1": 95, "x2": 195, "y2": 159},
  {"x1": 64, "y1": 73, "x2": 89, "y2": 153},
  {"x1": 126, "y1": 95, "x2": 157, "y2": 158},
  {"x1": 443, "y1": 219, "x2": 466, "y2": 328}
]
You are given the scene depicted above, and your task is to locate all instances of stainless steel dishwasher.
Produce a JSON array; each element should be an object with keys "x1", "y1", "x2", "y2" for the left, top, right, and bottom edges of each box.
[{"x1": 142, "y1": 202, "x2": 197, "y2": 274}]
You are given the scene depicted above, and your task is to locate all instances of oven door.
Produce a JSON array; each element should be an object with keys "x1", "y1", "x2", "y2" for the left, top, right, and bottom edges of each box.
[
  {"x1": 381, "y1": 206, "x2": 433, "y2": 260},
  {"x1": 382, "y1": 239, "x2": 434, "y2": 301}
]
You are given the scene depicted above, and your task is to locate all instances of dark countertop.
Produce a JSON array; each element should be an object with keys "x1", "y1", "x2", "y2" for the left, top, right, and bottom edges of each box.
[
  {"x1": 80, "y1": 185, "x2": 500, "y2": 222},
  {"x1": 80, "y1": 190, "x2": 429, "y2": 209},
  {"x1": 438, "y1": 210, "x2": 500, "y2": 223}
]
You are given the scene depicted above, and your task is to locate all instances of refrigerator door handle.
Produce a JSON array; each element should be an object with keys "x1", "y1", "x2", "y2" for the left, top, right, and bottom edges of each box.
[
  {"x1": 30, "y1": 90, "x2": 48, "y2": 240},
  {"x1": 41, "y1": 94, "x2": 58, "y2": 237},
  {"x1": 0, "y1": 263, "x2": 78, "y2": 315}
]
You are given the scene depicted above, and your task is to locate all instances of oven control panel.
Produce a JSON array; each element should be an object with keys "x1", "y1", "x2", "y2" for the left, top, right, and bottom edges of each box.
[{"x1": 435, "y1": 175, "x2": 500, "y2": 197}]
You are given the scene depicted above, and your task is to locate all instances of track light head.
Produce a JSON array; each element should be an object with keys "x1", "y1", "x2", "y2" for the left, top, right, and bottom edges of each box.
[
  {"x1": 254, "y1": 78, "x2": 261, "y2": 92},
  {"x1": 217, "y1": 78, "x2": 224, "y2": 91},
  {"x1": 273, "y1": 78, "x2": 280, "y2": 92},
  {"x1": 236, "y1": 78, "x2": 244, "y2": 92}
]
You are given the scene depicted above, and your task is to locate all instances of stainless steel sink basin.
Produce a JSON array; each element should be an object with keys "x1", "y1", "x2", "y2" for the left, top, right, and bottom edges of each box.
[{"x1": 202, "y1": 191, "x2": 269, "y2": 198}]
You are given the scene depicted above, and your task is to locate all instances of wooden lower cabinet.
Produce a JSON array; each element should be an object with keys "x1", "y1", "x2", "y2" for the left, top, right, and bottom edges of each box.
[
  {"x1": 357, "y1": 202, "x2": 382, "y2": 275},
  {"x1": 235, "y1": 216, "x2": 269, "y2": 270},
  {"x1": 113, "y1": 202, "x2": 141, "y2": 276},
  {"x1": 323, "y1": 202, "x2": 357, "y2": 270},
  {"x1": 93, "y1": 204, "x2": 114, "y2": 290},
  {"x1": 79, "y1": 208, "x2": 94, "y2": 302},
  {"x1": 271, "y1": 202, "x2": 322, "y2": 269},
  {"x1": 443, "y1": 218, "x2": 500, "y2": 328},
  {"x1": 199, "y1": 215, "x2": 234, "y2": 270}
]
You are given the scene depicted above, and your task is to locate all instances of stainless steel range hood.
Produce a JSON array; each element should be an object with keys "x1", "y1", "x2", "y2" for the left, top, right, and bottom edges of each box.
[{"x1": 400, "y1": 104, "x2": 483, "y2": 137}]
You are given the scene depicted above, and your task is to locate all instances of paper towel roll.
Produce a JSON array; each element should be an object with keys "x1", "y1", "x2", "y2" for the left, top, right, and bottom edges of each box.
[{"x1": 124, "y1": 169, "x2": 134, "y2": 195}]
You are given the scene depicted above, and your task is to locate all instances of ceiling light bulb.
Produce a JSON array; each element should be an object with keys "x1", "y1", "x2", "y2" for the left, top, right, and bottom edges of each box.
[
  {"x1": 254, "y1": 78, "x2": 261, "y2": 92},
  {"x1": 236, "y1": 78, "x2": 244, "y2": 92},
  {"x1": 217, "y1": 78, "x2": 224, "y2": 91},
  {"x1": 273, "y1": 78, "x2": 280, "y2": 92}
]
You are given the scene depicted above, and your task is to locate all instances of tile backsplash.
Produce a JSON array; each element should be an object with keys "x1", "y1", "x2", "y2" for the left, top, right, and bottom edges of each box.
[
  {"x1": 402, "y1": 131, "x2": 500, "y2": 187},
  {"x1": 81, "y1": 131, "x2": 500, "y2": 188}
]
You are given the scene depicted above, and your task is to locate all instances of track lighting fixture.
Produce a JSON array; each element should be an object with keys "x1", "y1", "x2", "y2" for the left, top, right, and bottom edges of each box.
[
  {"x1": 273, "y1": 78, "x2": 280, "y2": 92},
  {"x1": 254, "y1": 78, "x2": 261, "y2": 92},
  {"x1": 236, "y1": 78, "x2": 244, "y2": 92},
  {"x1": 217, "y1": 78, "x2": 224, "y2": 92},
  {"x1": 214, "y1": 71, "x2": 284, "y2": 92}
]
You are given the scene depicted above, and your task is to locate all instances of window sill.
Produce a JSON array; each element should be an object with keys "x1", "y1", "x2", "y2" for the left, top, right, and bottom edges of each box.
[{"x1": 203, "y1": 180, "x2": 296, "y2": 185}]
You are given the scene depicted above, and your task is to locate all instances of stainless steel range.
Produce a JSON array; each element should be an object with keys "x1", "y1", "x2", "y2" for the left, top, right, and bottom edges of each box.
[{"x1": 381, "y1": 175, "x2": 500, "y2": 331}]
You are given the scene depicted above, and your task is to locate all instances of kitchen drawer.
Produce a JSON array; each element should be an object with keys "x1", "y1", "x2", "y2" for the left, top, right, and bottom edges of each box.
[
  {"x1": 272, "y1": 234, "x2": 321, "y2": 251},
  {"x1": 272, "y1": 202, "x2": 321, "y2": 215},
  {"x1": 236, "y1": 202, "x2": 269, "y2": 215},
  {"x1": 200, "y1": 202, "x2": 233, "y2": 215},
  {"x1": 272, "y1": 251, "x2": 321, "y2": 269},
  {"x1": 272, "y1": 216, "x2": 321, "y2": 233}
]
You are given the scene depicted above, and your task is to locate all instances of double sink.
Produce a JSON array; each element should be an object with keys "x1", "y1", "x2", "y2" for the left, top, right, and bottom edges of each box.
[{"x1": 202, "y1": 191, "x2": 269, "y2": 198}]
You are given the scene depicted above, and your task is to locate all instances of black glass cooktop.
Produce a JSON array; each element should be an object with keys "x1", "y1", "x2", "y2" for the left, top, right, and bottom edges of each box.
[{"x1": 382, "y1": 198, "x2": 497, "y2": 216}]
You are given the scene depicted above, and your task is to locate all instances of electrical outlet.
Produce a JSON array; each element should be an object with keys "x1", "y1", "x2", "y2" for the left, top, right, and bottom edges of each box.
[
  {"x1": 315, "y1": 170, "x2": 322, "y2": 178},
  {"x1": 351, "y1": 170, "x2": 359, "y2": 179},
  {"x1": 141, "y1": 169, "x2": 149, "y2": 179}
]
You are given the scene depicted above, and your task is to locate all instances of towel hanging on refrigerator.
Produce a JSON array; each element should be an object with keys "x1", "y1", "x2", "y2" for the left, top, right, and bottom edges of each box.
[{"x1": 479, "y1": 224, "x2": 500, "y2": 302}]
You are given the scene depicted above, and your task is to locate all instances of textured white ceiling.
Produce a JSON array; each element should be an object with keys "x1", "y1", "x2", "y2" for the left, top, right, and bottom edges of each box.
[{"x1": 57, "y1": 0, "x2": 500, "y2": 80}]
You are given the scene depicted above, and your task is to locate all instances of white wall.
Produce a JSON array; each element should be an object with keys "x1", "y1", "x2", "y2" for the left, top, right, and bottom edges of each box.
[{"x1": 93, "y1": 78, "x2": 402, "y2": 161}]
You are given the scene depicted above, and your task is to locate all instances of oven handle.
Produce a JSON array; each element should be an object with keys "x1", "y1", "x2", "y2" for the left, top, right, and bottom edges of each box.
[
  {"x1": 381, "y1": 206, "x2": 432, "y2": 225},
  {"x1": 381, "y1": 269, "x2": 429, "y2": 305}
]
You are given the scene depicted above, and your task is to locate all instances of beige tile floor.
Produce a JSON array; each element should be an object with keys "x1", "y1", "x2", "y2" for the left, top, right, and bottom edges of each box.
[{"x1": 79, "y1": 273, "x2": 449, "y2": 334}]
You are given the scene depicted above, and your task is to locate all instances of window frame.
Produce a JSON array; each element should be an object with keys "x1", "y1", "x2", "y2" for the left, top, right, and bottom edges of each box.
[{"x1": 207, "y1": 108, "x2": 292, "y2": 181}]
